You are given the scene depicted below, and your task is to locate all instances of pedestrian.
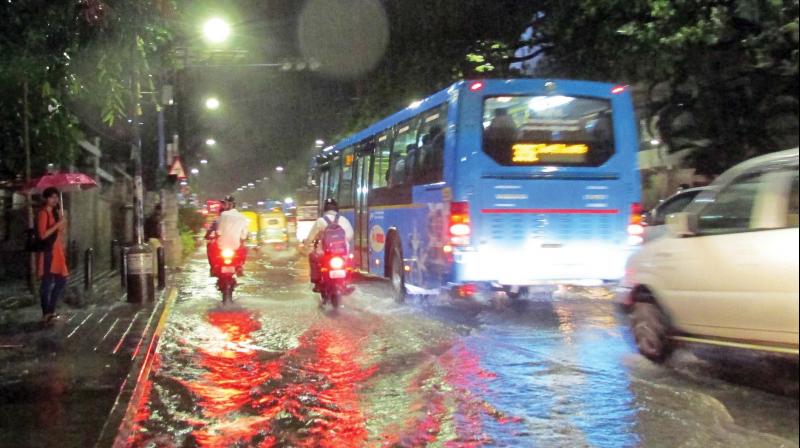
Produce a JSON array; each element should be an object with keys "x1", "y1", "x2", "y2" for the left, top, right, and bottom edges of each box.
[
  {"x1": 37, "y1": 187, "x2": 69, "y2": 324},
  {"x1": 145, "y1": 204, "x2": 163, "y2": 276},
  {"x1": 145, "y1": 204, "x2": 163, "y2": 241}
]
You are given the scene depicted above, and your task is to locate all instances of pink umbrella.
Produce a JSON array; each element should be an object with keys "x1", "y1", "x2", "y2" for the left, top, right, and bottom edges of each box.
[{"x1": 24, "y1": 172, "x2": 99, "y2": 216}]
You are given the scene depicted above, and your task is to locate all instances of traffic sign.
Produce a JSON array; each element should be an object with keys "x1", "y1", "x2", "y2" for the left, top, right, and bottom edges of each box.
[{"x1": 168, "y1": 156, "x2": 187, "y2": 180}]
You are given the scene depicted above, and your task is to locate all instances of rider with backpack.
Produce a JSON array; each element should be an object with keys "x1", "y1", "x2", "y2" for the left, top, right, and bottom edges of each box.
[{"x1": 303, "y1": 198, "x2": 353, "y2": 292}]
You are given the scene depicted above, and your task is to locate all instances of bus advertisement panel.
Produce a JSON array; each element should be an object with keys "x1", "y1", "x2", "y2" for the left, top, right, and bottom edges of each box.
[{"x1": 314, "y1": 79, "x2": 641, "y2": 300}]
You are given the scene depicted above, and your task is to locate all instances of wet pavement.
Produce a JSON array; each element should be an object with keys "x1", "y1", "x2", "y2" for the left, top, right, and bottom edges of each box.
[
  {"x1": 0, "y1": 275, "x2": 167, "y2": 448},
  {"x1": 127, "y1": 249, "x2": 798, "y2": 447}
]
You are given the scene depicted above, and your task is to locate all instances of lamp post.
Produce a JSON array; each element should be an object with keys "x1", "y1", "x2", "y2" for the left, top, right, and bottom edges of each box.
[
  {"x1": 205, "y1": 97, "x2": 220, "y2": 110},
  {"x1": 202, "y1": 18, "x2": 231, "y2": 44}
]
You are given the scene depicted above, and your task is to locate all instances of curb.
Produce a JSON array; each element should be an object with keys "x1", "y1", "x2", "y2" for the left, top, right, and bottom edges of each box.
[{"x1": 93, "y1": 285, "x2": 178, "y2": 448}]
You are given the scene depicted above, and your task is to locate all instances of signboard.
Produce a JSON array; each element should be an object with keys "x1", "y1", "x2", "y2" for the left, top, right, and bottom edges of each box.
[{"x1": 168, "y1": 156, "x2": 187, "y2": 180}]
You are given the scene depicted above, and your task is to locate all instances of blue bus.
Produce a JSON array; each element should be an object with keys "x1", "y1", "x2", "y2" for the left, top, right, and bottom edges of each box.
[{"x1": 314, "y1": 79, "x2": 642, "y2": 301}]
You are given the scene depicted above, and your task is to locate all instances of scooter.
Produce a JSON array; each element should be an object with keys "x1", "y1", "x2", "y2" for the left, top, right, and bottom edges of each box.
[
  {"x1": 209, "y1": 242, "x2": 244, "y2": 304},
  {"x1": 317, "y1": 250, "x2": 353, "y2": 310}
]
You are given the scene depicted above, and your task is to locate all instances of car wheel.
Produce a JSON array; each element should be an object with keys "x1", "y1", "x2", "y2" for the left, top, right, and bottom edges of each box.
[{"x1": 631, "y1": 302, "x2": 672, "y2": 363}]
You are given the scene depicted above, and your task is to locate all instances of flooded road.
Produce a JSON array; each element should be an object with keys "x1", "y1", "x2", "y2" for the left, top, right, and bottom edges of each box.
[{"x1": 128, "y1": 250, "x2": 798, "y2": 447}]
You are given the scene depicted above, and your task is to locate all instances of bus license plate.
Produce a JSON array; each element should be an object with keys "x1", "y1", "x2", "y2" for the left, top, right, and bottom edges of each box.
[
  {"x1": 329, "y1": 270, "x2": 346, "y2": 279},
  {"x1": 221, "y1": 266, "x2": 236, "y2": 274}
]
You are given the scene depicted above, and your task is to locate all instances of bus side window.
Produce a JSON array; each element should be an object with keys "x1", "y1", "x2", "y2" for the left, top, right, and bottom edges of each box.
[
  {"x1": 415, "y1": 106, "x2": 446, "y2": 184},
  {"x1": 390, "y1": 118, "x2": 419, "y2": 187},
  {"x1": 338, "y1": 147, "x2": 355, "y2": 207},
  {"x1": 372, "y1": 132, "x2": 392, "y2": 190},
  {"x1": 327, "y1": 155, "x2": 342, "y2": 202}
]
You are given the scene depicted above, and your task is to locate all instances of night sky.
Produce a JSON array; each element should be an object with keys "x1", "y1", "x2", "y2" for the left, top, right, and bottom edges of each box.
[{"x1": 180, "y1": 0, "x2": 391, "y2": 201}]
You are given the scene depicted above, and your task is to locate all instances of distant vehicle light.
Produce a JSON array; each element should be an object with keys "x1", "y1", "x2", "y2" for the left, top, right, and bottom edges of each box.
[{"x1": 470, "y1": 82, "x2": 485, "y2": 92}]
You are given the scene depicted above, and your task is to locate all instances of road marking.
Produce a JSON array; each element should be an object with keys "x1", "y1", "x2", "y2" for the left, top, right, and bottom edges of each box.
[
  {"x1": 113, "y1": 312, "x2": 142, "y2": 355},
  {"x1": 670, "y1": 335, "x2": 800, "y2": 355},
  {"x1": 66, "y1": 313, "x2": 78, "y2": 323},
  {"x1": 95, "y1": 318, "x2": 120, "y2": 351},
  {"x1": 96, "y1": 310, "x2": 111, "y2": 325},
  {"x1": 67, "y1": 312, "x2": 95, "y2": 339}
]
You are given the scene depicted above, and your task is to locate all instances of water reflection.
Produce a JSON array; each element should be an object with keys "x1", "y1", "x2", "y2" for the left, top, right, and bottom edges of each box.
[{"x1": 130, "y1": 309, "x2": 378, "y2": 447}]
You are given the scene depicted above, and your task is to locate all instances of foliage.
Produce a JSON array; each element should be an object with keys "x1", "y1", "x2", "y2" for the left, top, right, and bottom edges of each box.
[
  {"x1": 529, "y1": 0, "x2": 799, "y2": 174},
  {"x1": 179, "y1": 227, "x2": 197, "y2": 259},
  {"x1": 178, "y1": 206, "x2": 205, "y2": 234},
  {"x1": 0, "y1": 0, "x2": 175, "y2": 178}
]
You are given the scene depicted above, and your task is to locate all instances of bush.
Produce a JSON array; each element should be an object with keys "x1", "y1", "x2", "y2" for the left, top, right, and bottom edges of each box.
[
  {"x1": 178, "y1": 207, "x2": 206, "y2": 234},
  {"x1": 179, "y1": 226, "x2": 197, "y2": 259}
]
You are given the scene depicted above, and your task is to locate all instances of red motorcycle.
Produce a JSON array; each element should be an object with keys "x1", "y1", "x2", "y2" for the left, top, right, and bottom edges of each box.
[
  {"x1": 208, "y1": 242, "x2": 245, "y2": 304},
  {"x1": 317, "y1": 249, "x2": 353, "y2": 309}
]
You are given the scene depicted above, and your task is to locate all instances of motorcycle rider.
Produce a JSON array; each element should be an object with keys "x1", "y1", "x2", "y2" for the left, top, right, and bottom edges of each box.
[
  {"x1": 206, "y1": 195, "x2": 249, "y2": 276},
  {"x1": 304, "y1": 198, "x2": 354, "y2": 292}
]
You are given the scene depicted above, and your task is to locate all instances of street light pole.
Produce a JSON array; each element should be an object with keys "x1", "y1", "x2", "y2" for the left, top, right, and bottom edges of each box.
[{"x1": 126, "y1": 33, "x2": 155, "y2": 304}]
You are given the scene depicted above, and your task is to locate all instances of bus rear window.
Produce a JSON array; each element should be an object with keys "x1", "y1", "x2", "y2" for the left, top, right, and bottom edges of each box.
[{"x1": 483, "y1": 96, "x2": 614, "y2": 167}]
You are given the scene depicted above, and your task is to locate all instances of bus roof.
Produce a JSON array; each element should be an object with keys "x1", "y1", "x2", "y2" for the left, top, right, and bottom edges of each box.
[{"x1": 318, "y1": 78, "x2": 624, "y2": 162}]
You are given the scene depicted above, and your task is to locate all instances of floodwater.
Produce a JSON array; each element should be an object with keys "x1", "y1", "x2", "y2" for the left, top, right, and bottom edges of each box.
[{"x1": 128, "y1": 250, "x2": 798, "y2": 447}]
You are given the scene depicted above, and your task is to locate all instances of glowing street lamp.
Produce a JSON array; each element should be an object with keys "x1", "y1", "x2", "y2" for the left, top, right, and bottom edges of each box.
[
  {"x1": 190, "y1": 167, "x2": 200, "y2": 175},
  {"x1": 202, "y1": 18, "x2": 231, "y2": 44},
  {"x1": 206, "y1": 138, "x2": 216, "y2": 146},
  {"x1": 205, "y1": 97, "x2": 220, "y2": 110},
  {"x1": 200, "y1": 159, "x2": 208, "y2": 165},
  {"x1": 275, "y1": 166, "x2": 284, "y2": 172}
]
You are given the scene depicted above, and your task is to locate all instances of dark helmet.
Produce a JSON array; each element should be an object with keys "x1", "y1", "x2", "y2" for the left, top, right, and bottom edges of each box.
[
  {"x1": 323, "y1": 198, "x2": 338, "y2": 212},
  {"x1": 224, "y1": 195, "x2": 236, "y2": 208}
]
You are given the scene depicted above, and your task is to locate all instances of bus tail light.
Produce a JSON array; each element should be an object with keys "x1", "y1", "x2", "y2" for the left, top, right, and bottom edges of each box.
[
  {"x1": 449, "y1": 201, "x2": 471, "y2": 246},
  {"x1": 628, "y1": 203, "x2": 644, "y2": 245}
]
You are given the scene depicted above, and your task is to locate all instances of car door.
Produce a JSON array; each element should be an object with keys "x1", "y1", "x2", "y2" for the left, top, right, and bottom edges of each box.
[{"x1": 651, "y1": 170, "x2": 775, "y2": 339}]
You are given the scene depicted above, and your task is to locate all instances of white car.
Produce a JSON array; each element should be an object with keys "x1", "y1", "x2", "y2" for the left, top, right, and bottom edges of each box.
[
  {"x1": 642, "y1": 187, "x2": 709, "y2": 242},
  {"x1": 619, "y1": 148, "x2": 799, "y2": 362}
]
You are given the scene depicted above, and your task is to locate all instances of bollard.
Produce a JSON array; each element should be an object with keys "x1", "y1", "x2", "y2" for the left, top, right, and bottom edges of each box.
[
  {"x1": 126, "y1": 243, "x2": 154, "y2": 303},
  {"x1": 157, "y1": 246, "x2": 166, "y2": 290},
  {"x1": 110, "y1": 239, "x2": 118, "y2": 270},
  {"x1": 120, "y1": 246, "x2": 128, "y2": 289},
  {"x1": 84, "y1": 248, "x2": 94, "y2": 292}
]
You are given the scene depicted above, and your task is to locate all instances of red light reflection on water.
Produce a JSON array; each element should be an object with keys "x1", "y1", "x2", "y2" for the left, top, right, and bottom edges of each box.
[
  {"x1": 130, "y1": 309, "x2": 376, "y2": 447},
  {"x1": 382, "y1": 343, "x2": 521, "y2": 447}
]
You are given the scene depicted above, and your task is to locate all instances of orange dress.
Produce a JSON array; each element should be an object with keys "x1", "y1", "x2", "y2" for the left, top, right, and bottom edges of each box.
[{"x1": 37, "y1": 208, "x2": 69, "y2": 278}]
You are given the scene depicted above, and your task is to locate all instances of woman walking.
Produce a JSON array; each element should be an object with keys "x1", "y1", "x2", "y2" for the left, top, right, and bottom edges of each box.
[{"x1": 37, "y1": 187, "x2": 69, "y2": 324}]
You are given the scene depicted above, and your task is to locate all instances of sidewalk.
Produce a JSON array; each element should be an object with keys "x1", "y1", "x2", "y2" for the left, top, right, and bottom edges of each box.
[{"x1": 0, "y1": 271, "x2": 170, "y2": 447}]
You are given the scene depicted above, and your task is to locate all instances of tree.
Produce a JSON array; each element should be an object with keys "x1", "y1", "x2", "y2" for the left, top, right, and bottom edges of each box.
[
  {"x1": 0, "y1": 0, "x2": 175, "y2": 179},
  {"x1": 529, "y1": 0, "x2": 799, "y2": 174}
]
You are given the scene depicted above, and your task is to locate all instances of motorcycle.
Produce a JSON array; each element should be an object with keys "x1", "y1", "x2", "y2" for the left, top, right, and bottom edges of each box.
[
  {"x1": 316, "y1": 249, "x2": 353, "y2": 310},
  {"x1": 208, "y1": 242, "x2": 244, "y2": 304}
]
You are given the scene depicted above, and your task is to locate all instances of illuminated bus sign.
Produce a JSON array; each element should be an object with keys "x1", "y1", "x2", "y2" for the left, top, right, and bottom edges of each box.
[{"x1": 511, "y1": 143, "x2": 590, "y2": 163}]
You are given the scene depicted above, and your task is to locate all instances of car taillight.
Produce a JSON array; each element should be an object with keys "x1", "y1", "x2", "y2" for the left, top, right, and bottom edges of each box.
[
  {"x1": 449, "y1": 201, "x2": 471, "y2": 246},
  {"x1": 329, "y1": 256, "x2": 345, "y2": 270},
  {"x1": 628, "y1": 203, "x2": 644, "y2": 245}
]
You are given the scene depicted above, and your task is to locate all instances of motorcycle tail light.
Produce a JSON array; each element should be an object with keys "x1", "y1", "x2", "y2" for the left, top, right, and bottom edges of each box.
[
  {"x1": 221, "y1": 248, "x2": 235, "y2": 258},
  {"x1": 329, "y1": 256, "x2": 345, "y2": 269}
]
